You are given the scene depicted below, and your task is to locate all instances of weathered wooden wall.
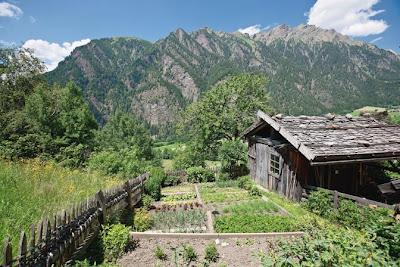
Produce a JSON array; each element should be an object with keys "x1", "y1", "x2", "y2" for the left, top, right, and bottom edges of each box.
[{"x1": 1, "y1": 173, "x2": 148, "y2": 267}]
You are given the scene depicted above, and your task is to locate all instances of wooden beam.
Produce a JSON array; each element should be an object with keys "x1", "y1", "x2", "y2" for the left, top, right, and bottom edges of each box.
[{"x1": 310, "y1": 156, "x2": 400, "y2": 166}]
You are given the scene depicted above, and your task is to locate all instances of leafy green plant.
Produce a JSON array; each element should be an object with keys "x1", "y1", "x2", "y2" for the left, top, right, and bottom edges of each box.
[
  {"x1": 152, "y1": 209, "x2": 206, "y2": 233},
  {"x1": 154, "y1": 245, "x2": 167, "y2": 260},
  {"x1": 222, "y1": 200, "x2": 279, "y2": 215},
  {"x1": 204, "y1": 243, "x2": 219, "y2": 262},
  {"x1": 141, "y1": 194, "x2": 154, "y2": 210},
  {"x1": 218, "y1": 139, "x2": 248, "y2": 179},
  {"x1": 144, "y1": 167, "x2": 166, "y2": 200},
  {"x1": 101, "y1": 224, "x2": 130, "y2": 262},
  {"x1": 183, "y1": 245, "x2": 197, "y2": 264},
  {"x1": 248, "y1": 186, "x2": 261, "y2": 197},
  {"x1": 163, "y1": 175, "x2": 181, "y2": 186},
  {"x1": 133, "y1": 208, "x2": 153, "y2": 232},
  {"x1": 161, "y1": 192, "x2": 197, "y2": 202},
  {"x1": 303, "y1": 189, "x2": 333, "y2": 217},
  {"x1": 237, "y1": 176, "x2": 252, "y2": 190},
  {"x1": 215, "y1": 214, "x2": 298, "y2": 233},
  {"x1": 186, "y1": 166, "x2": 215, "y2": 183}
]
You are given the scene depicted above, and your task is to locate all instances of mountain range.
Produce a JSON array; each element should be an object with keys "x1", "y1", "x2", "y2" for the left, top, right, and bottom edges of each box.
[{"x1": 46, "y1": 24, "x2": 400, "y2": 135}]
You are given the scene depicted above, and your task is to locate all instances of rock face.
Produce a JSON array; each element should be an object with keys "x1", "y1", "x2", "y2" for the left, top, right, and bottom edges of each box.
[{"x1": 47, "y1": 25, "x2": 400, "y2": 134}]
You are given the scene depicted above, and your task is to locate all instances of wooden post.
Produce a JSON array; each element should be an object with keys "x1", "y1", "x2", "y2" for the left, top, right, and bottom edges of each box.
[
  {"x1": 124, "y1": 181, "x2": 132, "y2": 210},
  {"x1": 17, "y1": 231, "x2": 27, "y2": 267},
  {"x1": 333, "y1": 190, "x2": 339, "y2": 209},
  {"x1": 29, "y1": 224, "x2": 36, "y2": 254},
  {"x1": 3, "y1": 237, "x2": 12, "y2": 267},
  {"x1": 95, "y1": 190, "x2": 106, "y2": 224}
]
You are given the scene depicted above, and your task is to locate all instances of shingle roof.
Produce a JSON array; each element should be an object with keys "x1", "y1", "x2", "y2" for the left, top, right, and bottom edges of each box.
[{"x1": 244, "y1": 110, "x2": 400, "y2": 164}]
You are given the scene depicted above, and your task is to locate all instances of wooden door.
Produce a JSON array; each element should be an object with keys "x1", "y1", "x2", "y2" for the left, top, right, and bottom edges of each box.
[{"x1": 256, "y1": 143, "x2": 269, "y2": 188}]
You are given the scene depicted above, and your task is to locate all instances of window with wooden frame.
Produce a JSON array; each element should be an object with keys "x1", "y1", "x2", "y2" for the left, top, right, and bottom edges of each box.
[{"x1": 270, "y1": 153, "x2": 280, "y2": 175}]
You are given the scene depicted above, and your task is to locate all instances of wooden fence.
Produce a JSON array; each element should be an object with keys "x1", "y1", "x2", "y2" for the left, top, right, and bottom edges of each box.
[
  {"x1": 1, "y1": 173, "x2": 148, "y2": 267},
  {"x1": 303, "y1": 185, "x2": 395, "y2": 210}
]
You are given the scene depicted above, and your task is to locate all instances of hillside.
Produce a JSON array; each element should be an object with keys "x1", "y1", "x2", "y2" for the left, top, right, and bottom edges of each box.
[{"x1": 47, "y1": 25, "x2": 400, "y2": 134}]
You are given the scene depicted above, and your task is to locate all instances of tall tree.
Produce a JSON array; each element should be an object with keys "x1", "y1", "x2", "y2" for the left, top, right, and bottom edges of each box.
[
  {"x1": 178, "y1": 73, "x2": 273, "y2": 158},
  {"x1": 95, "y1": 111, "x2": 153, "y2": 160}
]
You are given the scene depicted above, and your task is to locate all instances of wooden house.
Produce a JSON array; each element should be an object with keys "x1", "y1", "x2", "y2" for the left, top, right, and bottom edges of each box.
[{"x1": 242, "y1": 110, "x2": 400, "y2": 202}]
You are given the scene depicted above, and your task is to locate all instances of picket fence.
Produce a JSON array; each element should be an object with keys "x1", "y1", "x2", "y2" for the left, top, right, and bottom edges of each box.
[{"x1": 1, "y1": 173, "x2": 148, "y2": 267}]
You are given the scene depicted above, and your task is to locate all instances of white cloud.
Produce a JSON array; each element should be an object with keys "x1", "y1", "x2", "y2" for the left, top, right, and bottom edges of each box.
[
  {"x1": 22, "y1": 39, "x2": 91, "y2": 71},
  {"x1": 0, "y1": 2, "x2": 23, "y2": 18},
  {"x1": 238, "y1": 24, "x2": 271, "y2": 36},
  {"x1": 29, "y1": 15, "x2": 36, "y2": 23},
  {"x1": 307, "y1": 0, "x2": 388, "y2": 36},
  {"x1": 370, "y1": 36, "x2": 383, "y2": 43}
]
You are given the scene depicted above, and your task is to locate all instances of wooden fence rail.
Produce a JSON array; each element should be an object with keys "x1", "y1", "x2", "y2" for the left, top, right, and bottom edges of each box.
[
  {"x1": 1, "y1": 173, "x2": 148, "y2": 267},
  {"x1": 303, "y1": 185, "x2": 395, "y2": 210}
]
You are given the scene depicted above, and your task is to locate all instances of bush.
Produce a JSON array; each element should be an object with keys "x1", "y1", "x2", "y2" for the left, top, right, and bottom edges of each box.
[
  {"x1": 144, "y1": 167, "x2": 166, "y2": 200},
  {"x1": 249, "y1": 186, "x2": 261, "y2": 197},
  {"x1": 183, "y1": 245, "x2": 197, "y2": 263},
  {"x1": 141, "y1": 194, "x2": 154, "y2": 210},
  {"x1": 186, "y1": 166, "x2": 215, "y2": 183},
  {"x1": 218, "y1": 139, "x2": 248, "y2": 179},
  {"x1": 204, "y1": 243, "x2": 219, "y2": 262},
  {"x1": 133, "y1": 208, "x2": 153, "y2": 232},
  {"x1": 216, "y1": 172, "x2": 230, "y2": 181},
  {"x1": 154, "y1": 245, "x2": 167, "y2": 260},
  {"x1": 101, "y1": 224, "x2": 131, "y2": 262},
  {"x1": 303, "y1": 189, "x2": 333, "y2": 217},
  {"x1": 163, "y1": 175, "x2": 180, "y2": 187},
  {"x1": 88, "y1": 148, "x2": 147, "y2": 178},
  {"x1": 238, "y1": 176, "x2": 252, "y2": 190}
]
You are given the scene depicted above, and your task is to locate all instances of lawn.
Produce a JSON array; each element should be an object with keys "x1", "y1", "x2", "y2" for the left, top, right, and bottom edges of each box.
[{"x1": 0, "y1": 159, "x2": 122, "y2": 254}]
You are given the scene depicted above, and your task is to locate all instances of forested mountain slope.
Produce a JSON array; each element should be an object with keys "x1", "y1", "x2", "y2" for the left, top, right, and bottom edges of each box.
[{"x1": 47, "y1": 24, "x2": 400, "y2": 134}]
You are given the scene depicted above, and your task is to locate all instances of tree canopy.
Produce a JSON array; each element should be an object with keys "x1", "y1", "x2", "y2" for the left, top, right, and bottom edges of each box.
[{"x1": 178, "y1": 73, "x2": 273, "y2": 159}]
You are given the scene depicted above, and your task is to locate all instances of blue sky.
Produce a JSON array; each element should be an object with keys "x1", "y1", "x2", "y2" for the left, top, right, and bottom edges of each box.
[{"x1": 1, "y1": 0, "x2": 399, "y2": 70}]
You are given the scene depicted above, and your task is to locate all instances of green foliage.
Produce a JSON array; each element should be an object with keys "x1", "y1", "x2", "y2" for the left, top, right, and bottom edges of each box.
[
  {"x1": 133, "y1": 208, "x2": 153, "y2": 232},
  {"x1": 222, "y1": 200, "x2": 279, "y2": 215},
  {"x1": 186, "y1": 166, "x2": 215, "y2": 183},
  {"x1": 0, "y1": 159, "x2": 121, "y2": 255},
  {"x1": 237, "y1": 176, "x2": 252, "y2": 190},
  {"x1": 204, "y1": 243, "x2": 219, "y2": 263},
  {"x1": 173, "y1": 143, "x2": 206, "y2": 169},
  {"x1": 248, "y1": 186, "x2": 262, "y2": 197},
  {"x1": 88, "y1": 148, "x2": 148, "y2": 178},
  {"x1": 163, "y1": 175, "x2": 181, "y2": 187},
  {"x1": 95, "y1": 110, "x2": 153, "y2": 160},
  {"x1": 141, "y1": 194, "x2": 154, "y2": 210},
  {"x1": 303, "y1": 189, "x2": 333, "y2": 217},
  {"x1": 200, "y1": 184, "x2": 258, "y2": 203},
  {"x1": 161, "y1": 193, "x2": 197, "y2": 202},
  {"x1": 183, "y1": 245, "x2": 197, "y2": 264},
  {"x1": 218, "y1": 139, "x2": 248, "y2": 179},
  {"x1": 215, "y1": 214, "x2": 298, "y2": 233},
  {"x1": 144, "y1": 167, "x2": 166, "y2": 200},
  {"x1": 178, "y1": 73, "x2": 273, "y2": 159},
  {"x1": 260, "y1": 226, "x2": 398, "y2": 266},
  {"x1": 1, "y1": 80, "x2": 98, "y2": 167},
  {"x1": 101, "y1": 224, "x2": 130, "y2": 262},
  {"x1": 154, "y1": 245, "x2": 167, "y2": 260},
  {"x1": 152, "y1": 209, "x2": 206, "y2": 233}
]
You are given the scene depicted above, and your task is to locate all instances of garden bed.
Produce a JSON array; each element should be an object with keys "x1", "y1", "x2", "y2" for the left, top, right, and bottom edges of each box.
[
  {"x1": 118, "y1": 236, "x2": 287, "y2": 267},
  {"x1": 199, "y1": 183, "x2": 260, "y2": 204},
  {"x1": 150, "y1": 209, "x2": 207, "y2": 233}
]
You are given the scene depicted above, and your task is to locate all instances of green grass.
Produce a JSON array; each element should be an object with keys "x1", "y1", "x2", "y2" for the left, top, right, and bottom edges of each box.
[
  {"x1": 0, "y1": 159, "x2": 122, "y2": 255},
  {"x1": 161, "y1": 159, "x2": 174, "y2": 171},
  {"x1": 221, "y1": 200, "x2": 280, "y2": 215}
]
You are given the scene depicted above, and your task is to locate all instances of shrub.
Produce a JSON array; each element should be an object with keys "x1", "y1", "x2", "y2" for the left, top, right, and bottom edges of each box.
[
  {"x1": 238, "y1": 176, "x2": 252, "y2": 190},
  {"x1": 144, "y1": 167, "x2": 166, "y2": 200},
  {"x1": 249, "y1": 186, "x2": 261, "y2": 197},
  {"x1": 303, "y1": 189, "x2": 333, "y2": 217},
  {"x1": 204, "y1": 243, "x2": 219, "y2": 262},
  {"x1": 218, "y1": 139, "x2": 248, "y2": 179},
  {"x1": 133, "y1": 208, "x2": 153, "y2": 232},
  {"x1": 154, "y1": 245, "x2": 167, "y2": 260},
  {"x1": 163, "y1": 175, "x2": 180, "y2": 187},
  {"x1": 183, "y1": 245, "x2": 197, "y2": 263},
  {"x1": 216, "y1": 172, "x2": 230, "y2": 181},
  {"x1": 141, "y1": 194, "x2": 154, "y2": 210},
  {"x1": 186, "y1": 166, "x2": 215, "y2": 183},
  {"x1": 101, "y1": 224, "x2": 131, "y2": 262}
]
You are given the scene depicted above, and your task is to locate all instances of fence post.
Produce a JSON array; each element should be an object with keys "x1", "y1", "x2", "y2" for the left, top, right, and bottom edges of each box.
[
  {"x1": 17, "y1": 231, "x2": 27, "y2": 267},
  {"x1": 124, "y1": 181, "x2": 132, "y2": 210},
  {"x1": 333, "y1": 190, "x2": 339, "y2": 209},
  {"x1": 95, "y1": 190, "x2": 106, "y2": 225},
  {"x1": 2, "y1": 237, "x2": 12, "y2": 267}
]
